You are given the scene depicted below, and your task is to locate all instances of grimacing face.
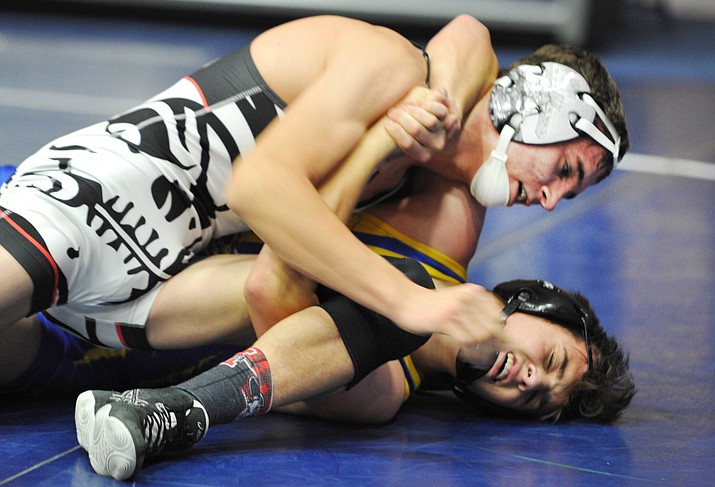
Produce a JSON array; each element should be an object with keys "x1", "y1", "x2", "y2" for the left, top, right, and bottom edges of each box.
[
  {"x1": 504, "y1": 137, "x2": 607, "y2": 211},
  {"x1": 466, "y1": 312, "x2": 590, "y2": 416}
]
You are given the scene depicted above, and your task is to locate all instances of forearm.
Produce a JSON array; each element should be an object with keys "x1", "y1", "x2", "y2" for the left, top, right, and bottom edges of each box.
[
  {"x1": 235, "y1": 166, "x2": 416, "y2": 321},
  {"x1": 243, "y1": 108, "x2": 403, "y2": 331},
  {"x1": 232, "y1": 91, "x2": 429, "y2": 324}
]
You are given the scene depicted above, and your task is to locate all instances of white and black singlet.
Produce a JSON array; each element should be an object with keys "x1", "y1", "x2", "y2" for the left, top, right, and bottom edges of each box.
[
  {"x1": 0, "y1": 44, "x2": 430, "y2": 349},
  {"x1": 0, "y1": 47, "x2": 287, "y2": 348}
]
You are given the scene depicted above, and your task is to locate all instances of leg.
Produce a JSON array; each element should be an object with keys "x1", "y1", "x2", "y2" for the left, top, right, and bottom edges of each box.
[
  {"x1": 145, "y1": 253, "x2": 259, "y2": 349},
  {"x1": 0, "y1": 244, "x2": 39, "y2": 385},
  {"x1": 75, "y1": 305, "x2": 354, "y2": 480},
  {"x1": 277, "y1": 360, "x2": 406, "y2": 424},
  {"x1": 0, "y1": 316, "x2": 41, "y2": 386},
  {"x1": 1, "y1": 316, "x2": 239, "y2": 400},
  {"x1": 76, "y1": 258, "x2": 430, "y2": 479},
  {"x1": 0, "y1": 244, "x2": 34, "y2": 328},
  {"x1": 244, "y1": 246, "x2": 318, "y2": 337}
]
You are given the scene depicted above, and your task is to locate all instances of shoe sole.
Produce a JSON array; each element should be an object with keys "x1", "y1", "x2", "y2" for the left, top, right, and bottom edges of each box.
[
  {"x1": 75, "y1": 390, "x2": 96, "y2": 451},
  {"x1": 75, "y1": 391, "x2": 139, "y2": 480}
]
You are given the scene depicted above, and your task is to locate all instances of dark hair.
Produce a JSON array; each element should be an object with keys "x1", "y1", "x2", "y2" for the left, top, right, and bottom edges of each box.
[
  {"x1": 539, "y1": 290, "x2": 636, "y2": 424},
  {"x1": 504, "y1": 45, "x2": 630, "y2": 175}
]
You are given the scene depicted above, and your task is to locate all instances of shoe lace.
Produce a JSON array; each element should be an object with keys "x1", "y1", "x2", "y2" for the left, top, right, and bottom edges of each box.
[{"x1": 141, "y1": 402, "x2": 180, "y2": 454}]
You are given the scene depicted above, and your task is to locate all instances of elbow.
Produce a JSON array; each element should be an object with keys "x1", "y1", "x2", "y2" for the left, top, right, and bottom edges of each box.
[
  {"x1": 225, "y1": 160, "x2": 265, "y2": 219},
  {"x1": 243, "y1": 265, "x2": 270, "y2": 314},
  {"x1": 456, "y1": 14, "x2": 496, "y2": 59},
  {"x1": 452, "y1": 14, "x2": 491, "y2": 39},
  {"x1": 225, "y1": 170, "x2": 248, "y2": 217}
]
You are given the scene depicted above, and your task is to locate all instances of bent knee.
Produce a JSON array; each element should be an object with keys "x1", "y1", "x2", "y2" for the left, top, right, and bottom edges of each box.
[
  {"x1": 0, "y1": 245, "x2": 34, "y2": 327},
  {"x1": 0, "y1": 316, "x2": 42, "y2": 385}
]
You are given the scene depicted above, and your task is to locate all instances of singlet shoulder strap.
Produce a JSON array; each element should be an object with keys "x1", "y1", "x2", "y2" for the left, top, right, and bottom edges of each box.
[{"x1": 411, "y1": 43, "x2": 431, "y2": 88}]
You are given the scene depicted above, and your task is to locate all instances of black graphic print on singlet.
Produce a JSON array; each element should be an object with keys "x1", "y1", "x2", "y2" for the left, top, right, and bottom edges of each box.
[
  {"x1": 11, "y1": 90, "x2": 282, "y2": 308},
  {"x1": 233, "y1": 93, "x2": 278, "y2": 140},
  {"x1": 23, "y1": 158, "x2": 188, "y2": 304},
  {"x1": 108, "y1": 93, "x2": 280, "y2": 233}
]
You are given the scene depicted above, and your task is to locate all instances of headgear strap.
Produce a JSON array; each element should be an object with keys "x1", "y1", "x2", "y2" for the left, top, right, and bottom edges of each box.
[{"x1": 489, "y1": 62, "x2": 621, "y2": 161}]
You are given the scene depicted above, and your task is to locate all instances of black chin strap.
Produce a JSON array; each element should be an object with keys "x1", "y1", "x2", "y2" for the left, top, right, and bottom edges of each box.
[
  {"x1": 499, "y1": 290, "x2": 531, "y2": 323},
  {"x1": 455, "y1": 353, "x2": 493, "y2": 384}
]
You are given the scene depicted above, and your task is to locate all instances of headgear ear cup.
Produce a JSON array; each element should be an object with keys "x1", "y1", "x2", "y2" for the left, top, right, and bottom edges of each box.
[{"x1": 469, "y1": 125, "x2": 513, "y2": 207}]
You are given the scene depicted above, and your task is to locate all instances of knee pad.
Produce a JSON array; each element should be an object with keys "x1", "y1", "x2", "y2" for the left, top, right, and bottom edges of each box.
[{"x1": 318, "y1": 257, "x2": 433, "y2": 388}]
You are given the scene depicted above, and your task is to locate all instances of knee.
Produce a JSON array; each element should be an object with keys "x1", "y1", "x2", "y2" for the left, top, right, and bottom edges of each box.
[
  {"x1": 244, "y1": 257, "x2": 318, "y2": 332},
  {"x1": 0, "y1": 245, "x2": 35, "y2": 326},
  {"x1": 0, "y1": 316, "x2": 42, "y2": 385},
  {"x1": 243, "y1": 265, "x2": 272, "y2": 312}
]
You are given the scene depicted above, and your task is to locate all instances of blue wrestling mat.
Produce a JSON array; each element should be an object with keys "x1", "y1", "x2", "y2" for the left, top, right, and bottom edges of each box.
[{"x1": 1, "y1": 3, "x2": 713, "y2": 486}]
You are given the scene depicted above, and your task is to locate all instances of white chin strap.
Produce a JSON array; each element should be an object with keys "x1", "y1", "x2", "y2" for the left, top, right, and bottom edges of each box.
[{"x1": 469, "y1": 125, "x2": 515, "y2": 207}]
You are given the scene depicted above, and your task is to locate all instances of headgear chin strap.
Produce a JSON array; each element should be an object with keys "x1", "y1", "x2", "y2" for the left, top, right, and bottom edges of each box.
[{"x1": 470, "y1": 62, "x2": 621, "y2": 207}]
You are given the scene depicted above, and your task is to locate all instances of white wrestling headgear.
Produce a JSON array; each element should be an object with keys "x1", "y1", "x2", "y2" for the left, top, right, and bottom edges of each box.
[{"x1": 470, "y1": 62, "x2": 621, "y2": 207}]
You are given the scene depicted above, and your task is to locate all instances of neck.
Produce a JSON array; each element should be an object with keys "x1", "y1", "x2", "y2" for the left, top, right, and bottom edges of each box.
[{"x1": 412, "y1": 333, "x2": 460, "y2": 381}]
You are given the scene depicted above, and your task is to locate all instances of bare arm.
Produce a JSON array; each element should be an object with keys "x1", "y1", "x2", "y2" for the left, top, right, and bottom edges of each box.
[
  {"x1": 244, "y1": 82, "x2": 483, "y2": 337},
  {"x1": 245, "y1": 85, "x2": 438, "y2": 335},
  {"x1": 229, "y1": 18, "x2": 427, "y2": 328},
  {"x1": 384, "y1": 15, "x2": 498, "y2": 161},
  {"x1": 230, "y1": 17, "x2": 503, "y2": 344}
]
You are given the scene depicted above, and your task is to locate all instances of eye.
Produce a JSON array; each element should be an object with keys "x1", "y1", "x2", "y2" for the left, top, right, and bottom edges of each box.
[
  {"x1": 559, "y1": 162, "x2": 571, "y2": 179},
  {"x1": 547, "y1": 350, "x2": 555, "y2": 371}
]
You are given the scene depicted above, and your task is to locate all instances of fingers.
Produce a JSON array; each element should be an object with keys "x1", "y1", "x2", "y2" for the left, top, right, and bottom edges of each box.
[
  {"x1": 441, "y1": 283, "x2": 507, "y2": 347},
  {"x1": 396, "y1": 283, "x2": 507, "y2": 349},
  {"x1": 384, "y1": 115, "x2": 436, "y2": 162},
  {"x1": 385, "y1": 87, "x2": 461, "y2": 163}
]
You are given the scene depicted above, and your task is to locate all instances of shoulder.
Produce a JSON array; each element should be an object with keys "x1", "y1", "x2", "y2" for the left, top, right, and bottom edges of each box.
[{"x1": 252, "y1": 16, "x2": 427, "y2": 105}]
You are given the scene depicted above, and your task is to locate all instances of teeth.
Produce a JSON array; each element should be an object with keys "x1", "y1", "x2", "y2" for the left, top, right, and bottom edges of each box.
[
  {"x1": 495, "y1": 352, "x2": 514, "y2": 381},
  {"x1": 517, "y1": 184, "x2": 526, "y2": 203}
]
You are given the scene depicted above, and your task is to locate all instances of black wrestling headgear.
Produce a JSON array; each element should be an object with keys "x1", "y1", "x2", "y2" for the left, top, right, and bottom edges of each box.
[{"x1": 493, "y1": 279, "x2": 593, "y2": 371}]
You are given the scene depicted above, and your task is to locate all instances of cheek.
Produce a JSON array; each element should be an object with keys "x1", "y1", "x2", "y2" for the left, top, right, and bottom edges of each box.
[
  {"x1": 470, "y1": 381, "x2": 520, "y2": 407},
  {"x1": 509, "y1": 150, "x2": 556, "y2": 186}
]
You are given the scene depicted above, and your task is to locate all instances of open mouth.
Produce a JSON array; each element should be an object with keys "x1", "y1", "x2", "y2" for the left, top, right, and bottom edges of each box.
[
  {"x1": 515, "y1": 183, "x2": 527, "y2": 204},
  {"x1": 493, "y1": 352, "x2": 515, "y2": 381}
]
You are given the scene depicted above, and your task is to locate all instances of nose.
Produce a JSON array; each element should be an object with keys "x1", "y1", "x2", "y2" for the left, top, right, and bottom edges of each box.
[
  {"x1": 539, "y1": 183, "x2": 568, "y2": 211},
  {"x1": 518, "y1": 363, "x2": 548, "y2": 392}
]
